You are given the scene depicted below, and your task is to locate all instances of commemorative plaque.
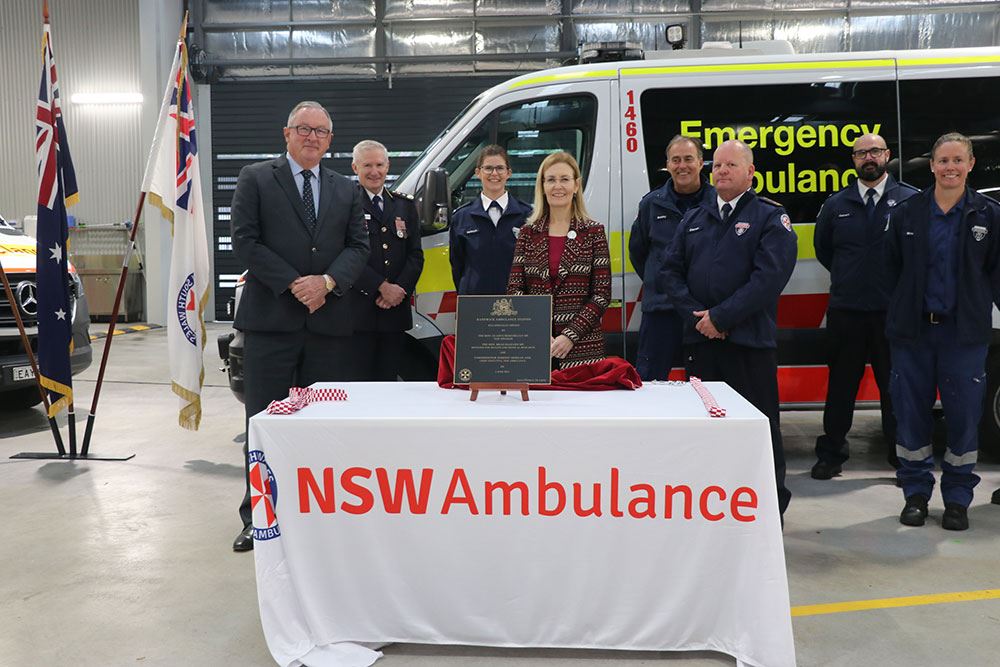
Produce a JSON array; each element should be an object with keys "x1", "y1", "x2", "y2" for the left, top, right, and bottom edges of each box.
[{"x1": 454, "y1": 295, "x2": 552, "y2": 397}]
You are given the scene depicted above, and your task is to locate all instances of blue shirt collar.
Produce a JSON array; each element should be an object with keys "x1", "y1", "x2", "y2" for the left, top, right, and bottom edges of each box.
[{"x1": 286, "y1": 152, "x2": 319, "y2": 180}]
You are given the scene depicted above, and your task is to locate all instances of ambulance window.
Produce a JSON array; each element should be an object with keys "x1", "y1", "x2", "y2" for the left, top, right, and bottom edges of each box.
[
  {"x1": 898, "y1": 76, "x2": 1000, "y2": 202},
  {"x1": 495, "y1": 95, "x2": 597, "y2": 204},
  {"x1": 442, "y1": 94, "x2": 597, "y2": 210},
  {"x1": 441, "y1": 118, "x2": 493, "y2": 210},
  {"x1": 639, "y1": 82, "x2": 898, "y2": 224}
]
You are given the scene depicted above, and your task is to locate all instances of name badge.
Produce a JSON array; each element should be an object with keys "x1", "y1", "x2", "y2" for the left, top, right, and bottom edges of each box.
[{"x1": 836, "y1": 212, "x2": 851, "y2": 218}]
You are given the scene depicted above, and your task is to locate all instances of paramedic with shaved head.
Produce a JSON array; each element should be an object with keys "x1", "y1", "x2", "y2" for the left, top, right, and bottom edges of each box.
[{"x1": 662, "y1": 139, "x2": 798, "y2": 519}]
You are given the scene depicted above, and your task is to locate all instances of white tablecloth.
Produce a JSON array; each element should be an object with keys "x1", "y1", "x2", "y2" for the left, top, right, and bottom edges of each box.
[{"x1": 250, "y1": 382, "x2": 795, "y2": 667}]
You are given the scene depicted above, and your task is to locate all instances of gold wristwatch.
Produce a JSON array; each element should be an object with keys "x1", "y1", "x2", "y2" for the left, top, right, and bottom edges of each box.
[{"x1": 323, "y1": 274, "x2": 335, "y2": 292}]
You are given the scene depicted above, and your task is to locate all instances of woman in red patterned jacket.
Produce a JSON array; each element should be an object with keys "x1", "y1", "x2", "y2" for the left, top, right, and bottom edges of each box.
[{"x1": 507, "y1": 151, "x2": 612, "y2": 368}]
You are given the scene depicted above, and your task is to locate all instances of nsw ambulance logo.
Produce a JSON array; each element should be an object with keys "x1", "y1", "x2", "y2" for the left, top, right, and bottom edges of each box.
[
  {"x1": 249, "y1": 449, "x2": 280, "y2": 541},
  {"x1": 175, "y1": 273, "x2": 198, "y2": 346}
]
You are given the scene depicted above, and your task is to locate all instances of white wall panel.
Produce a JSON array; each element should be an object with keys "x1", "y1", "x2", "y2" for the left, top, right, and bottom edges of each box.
[{"x1": 0, "y1": 0, "x2": 141, "y2": 226}]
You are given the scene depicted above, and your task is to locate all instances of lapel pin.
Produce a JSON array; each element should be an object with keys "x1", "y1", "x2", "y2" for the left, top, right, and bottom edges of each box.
[{"x1": 567, "y1": 230, "x2": 577, "y2": 240}]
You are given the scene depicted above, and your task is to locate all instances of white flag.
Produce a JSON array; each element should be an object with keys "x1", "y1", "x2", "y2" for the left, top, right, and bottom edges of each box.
[{"x1": 144, "y1": 36, "x2": 211, "y2": 430}]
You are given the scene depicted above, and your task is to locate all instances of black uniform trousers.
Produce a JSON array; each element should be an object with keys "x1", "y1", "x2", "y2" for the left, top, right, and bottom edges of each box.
[
  {"x1": 351, "y1": 331, "x2": 407, "y2": 381},
  {"x1": 239, "y1": 329, "x2": 352, "y2": 528},
  {"x1": 816, "y1": 308, "x2": 897, "y2": 467},
  {"x1": 685, "y1": 340, "x2": 791, "y2": 516},
  {"x1": 635, "y1": 310, "x2": 684, "y2": 381}
]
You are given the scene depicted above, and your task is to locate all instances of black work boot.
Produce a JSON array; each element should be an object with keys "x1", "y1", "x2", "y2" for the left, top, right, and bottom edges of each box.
[{"x1": 899, "y1": 494, "x2": 929, "y2": 527}]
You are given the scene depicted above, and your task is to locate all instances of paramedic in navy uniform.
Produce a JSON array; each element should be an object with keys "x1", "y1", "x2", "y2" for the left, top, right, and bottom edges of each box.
[
  {"x1": 886, "y1": 132, "x2": 1000, "y2": 531},
  {"x1": 628, "y1": 134, "x2": 716, "y2": 380},
  {"x1": 810, "y1": 133, "x2": 918, "y2": 480},
  {"x1": 449, "y1": 145, "x2": 531, "y2": 295},
  {"x1": 662, "y1": 139, "x2": 798, "y2": 518},
  {"x1": 349, "y1": 140, "x2": 424, "y2": 380}
]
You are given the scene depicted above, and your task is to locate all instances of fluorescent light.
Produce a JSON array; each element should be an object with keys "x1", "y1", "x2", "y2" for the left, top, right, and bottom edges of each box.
[{"x1": 70, "y1": 92, "x2": 143, "y2": 105}]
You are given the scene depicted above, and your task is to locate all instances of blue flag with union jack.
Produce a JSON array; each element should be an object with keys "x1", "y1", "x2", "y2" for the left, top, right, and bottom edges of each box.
[{"x1": 35, "y1": 16, "x2": 78, "y2": 417}]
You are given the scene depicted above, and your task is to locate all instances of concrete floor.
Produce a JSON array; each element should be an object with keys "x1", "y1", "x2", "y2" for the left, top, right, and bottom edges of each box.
[{"x1": 2, "y1": 322, "x2": 1000, "y2": 666}]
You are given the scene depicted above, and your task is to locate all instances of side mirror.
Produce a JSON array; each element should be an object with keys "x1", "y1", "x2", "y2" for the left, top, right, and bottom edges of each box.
[{"x1": 419, "y1": 168, "x2": 450, "y2": 234}]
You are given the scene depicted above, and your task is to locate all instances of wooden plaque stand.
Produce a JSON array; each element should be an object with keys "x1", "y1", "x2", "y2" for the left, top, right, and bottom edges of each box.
[{"x1": 469, "y1": 382, "x2": 530, "y2": 402}]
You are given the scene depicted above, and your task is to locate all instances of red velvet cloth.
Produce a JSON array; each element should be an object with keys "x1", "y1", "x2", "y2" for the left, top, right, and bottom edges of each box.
[{"x1": 437, "y1": 335, "x2": 641, "y2": 391}]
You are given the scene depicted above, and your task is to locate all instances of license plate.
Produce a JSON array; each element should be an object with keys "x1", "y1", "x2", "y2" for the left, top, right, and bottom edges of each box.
[{"x1": 12, "y1": 365, "x2": 35, "y2": 382}]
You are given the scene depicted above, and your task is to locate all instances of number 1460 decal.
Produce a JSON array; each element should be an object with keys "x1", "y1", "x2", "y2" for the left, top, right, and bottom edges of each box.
[{"x1": 624, "y1": 89, "x2": 638, "y2": 152}]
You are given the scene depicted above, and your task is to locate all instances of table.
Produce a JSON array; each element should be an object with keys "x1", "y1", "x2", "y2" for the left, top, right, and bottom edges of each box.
[{"x1": 250, "y1": 382, "x2": 795, "y2": 667}]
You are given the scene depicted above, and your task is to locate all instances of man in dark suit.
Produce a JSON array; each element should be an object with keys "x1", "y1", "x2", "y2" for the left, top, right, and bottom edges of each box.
[
  {"x1": 230, "y1": 101, "x2": 369, "y2": 551},
  {"x1": 349, "y1": 140, "x2": 424, "y2": 380}
]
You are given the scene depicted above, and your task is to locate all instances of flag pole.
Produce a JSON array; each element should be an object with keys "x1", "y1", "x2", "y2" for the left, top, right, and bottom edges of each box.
[
  {"x1": 79, "y1": 193, "x2": 144, "y2": 457},
  {"x1": 80, "y1": 14, "x2": 189, "y2": 457},
  {"x1": 0, "y1": 258, "x2": 66, "y2": 456}
]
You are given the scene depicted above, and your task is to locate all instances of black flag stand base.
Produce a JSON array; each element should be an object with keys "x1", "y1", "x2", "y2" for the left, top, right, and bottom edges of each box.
[
  {"x1": 10, "y1": 411, "x2": 134, "y2": 461},
  {"x1": 10, "y1": 452, "x2": 136, "y2": 461}
]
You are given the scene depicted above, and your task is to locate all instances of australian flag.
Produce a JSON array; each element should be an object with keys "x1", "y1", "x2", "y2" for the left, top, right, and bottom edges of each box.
[{"x1": 35, "y1": 16, "x2": 78, "y2": 417}]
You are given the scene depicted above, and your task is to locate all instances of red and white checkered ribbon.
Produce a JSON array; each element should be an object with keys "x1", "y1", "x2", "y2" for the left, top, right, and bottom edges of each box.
[
  {"x1": 265, "y1": 387, "x2": 348, "y2": 415},
  {"x1": 689, "y1": 377, "x2": 726, "y2": 418}
]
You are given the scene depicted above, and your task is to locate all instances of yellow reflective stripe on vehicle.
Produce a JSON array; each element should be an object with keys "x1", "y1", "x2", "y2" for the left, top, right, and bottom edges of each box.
[
  {"x1": 898, "y1": 55, "x2": 1000, "y2": 67},
  {"x1": 0, "y1": 243, "x2": 36, "y2": 254},
  {"x1": 415, "y1": 246, "x2": 455, "y2": 294},
  {"x1": 622, "y1": 59, "x2": 894, "y2": 77},
  {"x1": 795, "y1": 223, "x2": 816, "y2": 260},
  {"x1": 415, "y1": 222, "x2": 815, "y2": 296},
  {"x1": 508, "y1": 69, "x2": 618, "y2": 90},
  {"x1": 608, "y1": 231, "x2": 632, "y2": 275}
]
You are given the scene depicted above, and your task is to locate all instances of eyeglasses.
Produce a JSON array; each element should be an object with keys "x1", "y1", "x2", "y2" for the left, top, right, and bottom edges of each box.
[
  {"x1": 851, "y1": 147, "x2": 887, "y2": 159},
  {"x1": 290, "y1": 125, "x2": 331, "y2": 139},
  {"x1": 478, "y1": 165, "x2": 509, "y2": 174}
]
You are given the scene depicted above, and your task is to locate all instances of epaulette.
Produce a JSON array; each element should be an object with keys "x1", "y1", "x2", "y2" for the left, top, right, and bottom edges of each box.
[
  {"x1": 758, "y1": 196, "x2": 783, "y2": 208},
  {"x1": 896, "y1": 181, "x2": 921, "y2": 194},
  {"x1": 454, "y1": 199, "x2": 474, "y2": 211},
  {"x1": 388, "y1": 189, "x2": 414, "y2": 201}
]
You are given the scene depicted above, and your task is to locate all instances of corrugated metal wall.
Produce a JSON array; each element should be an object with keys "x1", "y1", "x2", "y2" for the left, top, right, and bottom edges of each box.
[
  {"x1": 210, "y1": 76, "x2": 509, "y2": 319},
  {"x1": 0, "y1": 0, "x2": 141, "y2": 225}
]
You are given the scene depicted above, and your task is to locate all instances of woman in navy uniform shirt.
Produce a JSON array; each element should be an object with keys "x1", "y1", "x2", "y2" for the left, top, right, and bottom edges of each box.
[
  {"x1": 449, "y1": 145, "x2": 531, "y2": 295},
  {"x1": 886, "y1": 133, "x2": 1000, "y2": 531}
]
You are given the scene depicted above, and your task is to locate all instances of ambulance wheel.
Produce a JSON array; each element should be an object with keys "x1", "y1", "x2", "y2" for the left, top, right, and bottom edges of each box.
[
  {"x1": 2, "y1": 387, "x2": 43, "y2": 410},
  {"x1": 979, "y1": 350, "x2": 1000, "y2": 458}
]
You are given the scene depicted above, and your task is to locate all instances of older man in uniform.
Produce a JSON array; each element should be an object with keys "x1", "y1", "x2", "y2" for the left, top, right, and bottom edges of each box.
[
  {"x1": 663, "y1": 139, "x2": 798, "y2": 517},
  {"x1": 810, "y1": 134, "x2": 918, "y2": 480},
  {"x1": 628, "y1": 135, "x2": 716, "y2": 380},
  {"x1": 349, "y1": 140, "x2": 424, "y2": 380},
  {"x1": 230, "y1": 101, "x2": 369, "y2": 551}
]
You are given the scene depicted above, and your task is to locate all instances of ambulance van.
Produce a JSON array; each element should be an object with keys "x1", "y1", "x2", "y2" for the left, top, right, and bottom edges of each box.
[
  {"x1": 0, "y1": 214, "x2": 92, "y2": 409},
  {"x1": 389, "y1": 45, "x2": 1000, "y2": 450}
]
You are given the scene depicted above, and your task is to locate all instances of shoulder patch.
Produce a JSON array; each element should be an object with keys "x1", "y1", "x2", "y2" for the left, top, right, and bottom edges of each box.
[{"x1": 780, "y1": 213, "x2": 793, "y2": 231}]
